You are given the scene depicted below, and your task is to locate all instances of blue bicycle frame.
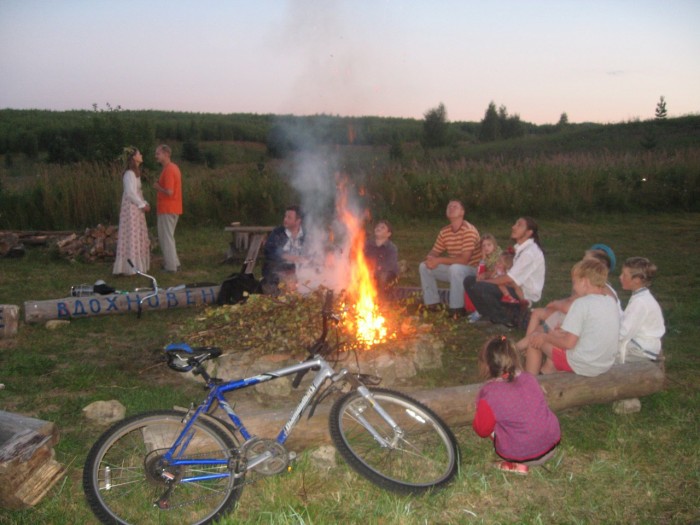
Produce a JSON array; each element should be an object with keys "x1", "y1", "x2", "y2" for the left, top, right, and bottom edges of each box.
[{"x1": 159, "y1": 351, "x2": 348, "y2": 483}]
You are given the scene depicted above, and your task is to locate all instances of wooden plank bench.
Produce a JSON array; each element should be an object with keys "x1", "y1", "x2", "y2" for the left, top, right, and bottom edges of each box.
[{"x1": 223, "y1": 225, "x2": 274, "y2": 270}]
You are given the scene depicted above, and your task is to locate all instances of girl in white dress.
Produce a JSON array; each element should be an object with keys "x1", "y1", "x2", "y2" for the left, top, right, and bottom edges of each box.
[{"x1": 113, "y1": 147, "x2": 151, "y2": 275}]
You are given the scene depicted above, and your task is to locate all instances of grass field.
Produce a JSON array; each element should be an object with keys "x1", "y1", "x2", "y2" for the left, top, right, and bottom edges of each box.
[{"x1": 1, "y1": 213, "x2": 699, "y2": 524}]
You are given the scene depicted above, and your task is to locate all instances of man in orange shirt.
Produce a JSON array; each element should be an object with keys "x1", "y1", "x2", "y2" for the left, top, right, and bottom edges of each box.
[{"x1": 154, "y1": 144, "x2": 182, "y2": 272}]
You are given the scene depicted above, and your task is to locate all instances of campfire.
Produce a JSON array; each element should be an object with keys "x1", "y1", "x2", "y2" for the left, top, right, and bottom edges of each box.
[
  {"x1": 314, "y1": 181, "x2": 404, "y2": 350},
  {"x1": 179, "y1": 174, "x2": 444, "y2": 392},
  {"x1": 335, "y1": 185, "x2": 390, "y2": 348}
]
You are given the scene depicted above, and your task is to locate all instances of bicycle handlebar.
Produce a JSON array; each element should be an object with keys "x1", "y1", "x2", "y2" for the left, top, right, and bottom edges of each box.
[
  {"x1": 292, "y1": 290, "x2": 338, "y2": 388},
  {"x1": 127, "y1": 259, "x2": 159, "y2": 318}
]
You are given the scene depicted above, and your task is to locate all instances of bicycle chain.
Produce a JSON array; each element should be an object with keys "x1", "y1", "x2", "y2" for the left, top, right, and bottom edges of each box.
[{"x1": 152, "y1": 447, "x2": 267, "y2": 511}]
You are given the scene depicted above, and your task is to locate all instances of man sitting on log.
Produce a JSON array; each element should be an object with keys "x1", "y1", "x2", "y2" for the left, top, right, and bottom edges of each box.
[
  {"x1": 522, "y1": 259, "x2": 620, "y2": 377},
  {"x1": 261, "y1": 206, "x2": 306, "y2": 295}
]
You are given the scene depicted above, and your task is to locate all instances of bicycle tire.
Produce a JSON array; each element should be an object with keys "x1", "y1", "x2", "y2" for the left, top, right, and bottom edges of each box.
[
  {"x1": 329, "y1": 388, "x2": 459, "y2": 494},
  {"x1": 83, "y1": 410, "x2": 243, "y2": 525}
]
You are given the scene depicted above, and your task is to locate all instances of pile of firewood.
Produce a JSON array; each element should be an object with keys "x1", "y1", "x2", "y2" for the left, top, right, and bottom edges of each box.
[
  {"x1": 0, "y1": 232, "x2": 23, "y2": 258},
  {"x1": 56, "y1": 224, "x2": 118, "y2": 262}
]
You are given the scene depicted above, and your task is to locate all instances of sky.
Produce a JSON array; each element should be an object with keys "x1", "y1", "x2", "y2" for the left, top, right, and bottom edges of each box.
[{"x1": 1, "y1": 0, "x2": 699, "y2": 125}]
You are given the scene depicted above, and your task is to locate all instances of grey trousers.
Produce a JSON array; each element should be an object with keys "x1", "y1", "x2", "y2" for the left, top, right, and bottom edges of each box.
[
  {"x1": 157, "y1": 213, "x2": 180, "y2": 272},
  {"x1": 419, "y1": 262, "x2": 476, "y2": 309}
]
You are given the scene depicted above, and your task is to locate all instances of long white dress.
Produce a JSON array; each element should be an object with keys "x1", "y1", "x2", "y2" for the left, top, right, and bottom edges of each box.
[{"x1": 112, "y1": 170, "x2": 150, "y2": 275}]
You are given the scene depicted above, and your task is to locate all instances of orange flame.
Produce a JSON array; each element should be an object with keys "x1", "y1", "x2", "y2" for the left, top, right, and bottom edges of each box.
[{"x1": 337, "y1": 183, "x2": 387, "y2": 347}]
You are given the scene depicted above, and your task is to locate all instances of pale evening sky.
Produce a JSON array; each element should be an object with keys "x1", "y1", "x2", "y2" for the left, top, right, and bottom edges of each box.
[{"x1": 1, "y1": 0, "x2": 698, "y2": 125}]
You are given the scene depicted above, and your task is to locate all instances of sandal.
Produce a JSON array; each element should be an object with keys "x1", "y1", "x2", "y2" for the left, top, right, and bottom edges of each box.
[
  {"x1": 501, "y1": 295, "x2": 520, "y2": 304},
  {"x1": 494, "y1": 461, "x2": 529, "y2": 475}
]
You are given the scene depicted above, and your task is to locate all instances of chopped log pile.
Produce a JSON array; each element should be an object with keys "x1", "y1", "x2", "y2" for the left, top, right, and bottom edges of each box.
[
  {"x1": 1, "y1": 226, "x2": 121, "y2": 261},
  {"x1": 0, "y1": 411, "x2": 65, "y2": 510},
  {"x1": 1, "y1": 230, "x2": 79, "y2": 255},
  {"x1": 56, "y1": 224, "x2": 118, "y2": 262}
]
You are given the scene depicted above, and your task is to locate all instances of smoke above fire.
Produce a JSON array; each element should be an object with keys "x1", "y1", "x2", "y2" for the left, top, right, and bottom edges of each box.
[
  {"x1": 290, "y1": 147, "x2": 363, "y2": 294},
  {"x1": 268, "y1": 115, "x2": 365, "y2": 294},
  {"x1": 272, "y1": 118, "x2": 390, "y2": 347}
]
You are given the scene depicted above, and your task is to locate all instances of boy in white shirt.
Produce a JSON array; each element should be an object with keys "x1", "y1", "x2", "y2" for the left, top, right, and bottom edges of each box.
[
  {"x1": 618, "y1": 257, "x2": 665, "y2": 363},
  {"x1": 524, "y1": 258, "x2": 620, "y2": 377}
]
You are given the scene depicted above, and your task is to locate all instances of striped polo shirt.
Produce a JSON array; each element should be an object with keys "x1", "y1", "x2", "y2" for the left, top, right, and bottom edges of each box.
[{"x1": 432, "y1": 221, "x2": 481, "y2": 266}]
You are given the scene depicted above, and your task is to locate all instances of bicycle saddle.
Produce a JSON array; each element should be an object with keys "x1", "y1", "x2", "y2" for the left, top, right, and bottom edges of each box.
[{"x1": 165, "y1": 343, "x2": 222, "y2": 372}]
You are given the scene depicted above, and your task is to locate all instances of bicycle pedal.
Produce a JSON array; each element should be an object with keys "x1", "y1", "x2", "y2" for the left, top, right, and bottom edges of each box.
[{"x1": 288, "y1": 451, "x2": 297, "y2": 462}]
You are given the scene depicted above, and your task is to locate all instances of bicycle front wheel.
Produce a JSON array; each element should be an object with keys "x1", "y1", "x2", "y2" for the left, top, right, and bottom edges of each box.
[
  {"x1": 329, "y1": 388, "x2": 459, "y2": 494},
  {"x1": 83, "y1": 410, "x2": 242, "y2": 525}
]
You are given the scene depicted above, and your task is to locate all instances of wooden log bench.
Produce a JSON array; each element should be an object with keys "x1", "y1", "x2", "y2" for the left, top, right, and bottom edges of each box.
[
  {"x1": 0, "y1": 411, "x2": 65, "y2": 510},
  {"x1": 216, "y1": 361, "x2": 665, "y2": 452},
  {"x1": 23, "y1": 285, "x2": 222, "y2": 324}
]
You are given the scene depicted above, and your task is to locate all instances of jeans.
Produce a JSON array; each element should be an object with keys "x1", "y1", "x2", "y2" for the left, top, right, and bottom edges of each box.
[{"x1": 463, "y1": 276, "x2": 518, "y2": 325}]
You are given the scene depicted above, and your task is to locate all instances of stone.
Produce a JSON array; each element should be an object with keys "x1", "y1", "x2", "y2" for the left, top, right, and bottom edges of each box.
[
  {"x1": 83, "y1": 400, "x2": 126, "y2": 425},
  {"x1": 410, "y1": 335, "x2": 443, "y2": 371},
  {"x1": 307, "y1": 445, "x2": 337, "y2": 470},
  {"x1": 612, "y1": 398, "x2": 642, "y2": 414},
  {"x1": 45, "y1": 320, "x2": 70, "y2": 330}
]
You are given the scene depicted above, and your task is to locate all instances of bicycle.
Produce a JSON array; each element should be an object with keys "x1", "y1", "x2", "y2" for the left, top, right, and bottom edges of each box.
[{"x1": 83, "y1": 290, "x2": 460, "y2": 525}]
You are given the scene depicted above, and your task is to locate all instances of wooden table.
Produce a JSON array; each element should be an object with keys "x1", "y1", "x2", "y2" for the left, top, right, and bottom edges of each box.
[{"x1": 223, "y1": 225, "x2": 274, "y2": 272}]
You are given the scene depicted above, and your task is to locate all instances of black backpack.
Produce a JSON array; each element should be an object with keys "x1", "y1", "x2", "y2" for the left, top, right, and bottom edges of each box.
[{"x1": 216, "y1": 269, "x2": 260, "y2": 305}]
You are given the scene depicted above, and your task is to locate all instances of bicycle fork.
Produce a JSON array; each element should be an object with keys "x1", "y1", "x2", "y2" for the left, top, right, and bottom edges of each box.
[{"x1": 345, "y1": 380, "x2": 404, "y2": 448}]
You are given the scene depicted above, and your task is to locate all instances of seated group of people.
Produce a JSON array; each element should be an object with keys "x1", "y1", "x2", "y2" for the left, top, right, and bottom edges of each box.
[
  {"x1": 418, "y1": 199, "x2": 665, "y2": 378},
  {"x1": 262, "y1": 201, "x2": 665, "y2": 379},
  {"x1": 261, "y1": 202, "x2": 666, "y2": 477},
  {"x1": 418, "y1": 199, "x2": 545, "y2": 326},
  {"x1": 416, "y1": 199, "x2": 665, "y2": 476}
]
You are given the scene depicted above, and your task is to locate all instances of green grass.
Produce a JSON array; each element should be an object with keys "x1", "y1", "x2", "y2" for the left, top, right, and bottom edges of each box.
[{"x1": 1, "y1": 214, "x2": 699, "y2": 524}]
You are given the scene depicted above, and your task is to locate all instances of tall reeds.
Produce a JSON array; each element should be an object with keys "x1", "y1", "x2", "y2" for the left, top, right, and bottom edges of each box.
[{"x1": 1, "y1": 148, "x2": 698, "y2": 230}]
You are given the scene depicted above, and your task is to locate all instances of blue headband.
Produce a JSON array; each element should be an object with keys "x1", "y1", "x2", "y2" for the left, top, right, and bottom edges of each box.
[{"x1": 589, "y1": 243, "x2": 616, "y2": 272}]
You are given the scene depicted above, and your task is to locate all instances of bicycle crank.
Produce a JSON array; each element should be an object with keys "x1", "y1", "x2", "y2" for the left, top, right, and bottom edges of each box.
[{"x1": 241, "y1": 438, "x2": 292, "y2": 475}]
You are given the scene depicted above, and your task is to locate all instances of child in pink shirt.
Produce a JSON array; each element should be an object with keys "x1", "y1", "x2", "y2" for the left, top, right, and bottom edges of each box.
[{"x1": 473, "y1": 335, "x2": 561, "y2": 474}]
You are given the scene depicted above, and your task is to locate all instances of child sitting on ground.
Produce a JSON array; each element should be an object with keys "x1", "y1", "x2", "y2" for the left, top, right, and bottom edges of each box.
[
  {"x1": 523, "y1": 258, "x2": 620, "y2": 377},
  {"x1": 473, "y1": 335, "x2": 561, "y2": 475},
  {"x1": 618, "y1": 257, "x2": 665, "y2": 363},
  {"x1": 467, "y1": 234, "x2": 502, "y2": 322}
]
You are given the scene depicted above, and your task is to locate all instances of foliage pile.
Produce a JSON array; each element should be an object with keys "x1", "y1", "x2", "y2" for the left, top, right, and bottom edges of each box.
[
  {"x1": 176, "y1": 291, "x2": 338, "y2": 359},
  {"x1": 174, "y1": 290, "x2": 431, "y2": 360}
]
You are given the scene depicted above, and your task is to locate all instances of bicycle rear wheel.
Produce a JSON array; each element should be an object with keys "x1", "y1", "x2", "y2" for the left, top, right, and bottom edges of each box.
[
  {"x1": 329, "y1": 388, "x2": 459, "y2": 494},
  {"x1": 83, "y1": 410, "x2": 242, "y2": 525}
]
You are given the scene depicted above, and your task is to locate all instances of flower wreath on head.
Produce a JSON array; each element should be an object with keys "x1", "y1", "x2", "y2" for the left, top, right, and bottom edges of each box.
[{"x1": 122, "y1": 145, "x2": 138, "y2": 164}]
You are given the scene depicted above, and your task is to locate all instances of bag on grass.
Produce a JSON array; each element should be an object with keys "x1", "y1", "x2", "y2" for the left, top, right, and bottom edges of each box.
[{"x1": 216, "y1": 271, "x2": 260, "y2": 305}]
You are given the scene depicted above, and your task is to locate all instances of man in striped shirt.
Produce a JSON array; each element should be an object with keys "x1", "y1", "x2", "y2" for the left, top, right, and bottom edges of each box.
[{"x1": 419, "y1": 200, "x2": 481, "y2": 317}]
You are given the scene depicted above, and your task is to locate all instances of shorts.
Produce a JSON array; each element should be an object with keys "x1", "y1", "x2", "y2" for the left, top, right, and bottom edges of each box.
[{"x1": 551, "y1": 347, "x2": 574, "y2": 373}]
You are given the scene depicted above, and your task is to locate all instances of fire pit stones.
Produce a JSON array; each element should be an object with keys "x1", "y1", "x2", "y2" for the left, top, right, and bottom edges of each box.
[{"x1": 193, "y1": 326, "x2": 444, "y2": 399}]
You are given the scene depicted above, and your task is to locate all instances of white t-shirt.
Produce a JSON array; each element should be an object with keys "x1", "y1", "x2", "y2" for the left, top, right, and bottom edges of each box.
[
  {"x1": 620, "y1": 288, "x2": 665, "y2": 356},
  {"x1": 562, "y1": 294, "x2": 620, "y2": 377},
  {"x1": 507, "y1": 238, "x2": 545, "y2": 303}
]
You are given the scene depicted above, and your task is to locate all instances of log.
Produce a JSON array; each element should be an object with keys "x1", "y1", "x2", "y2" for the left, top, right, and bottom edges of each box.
[
  {"x1": 0, "y1": 305, "x2": 20, "y2": 338},
  {"x1": 221, "y1": 361, "x2": 665, "y2": 452},
  {"x1": 23, "y1": 285, "x2": 222, "y2": 323},
  {"x1": 0, "y1": 411, "x2": 65, "y2": 510}
]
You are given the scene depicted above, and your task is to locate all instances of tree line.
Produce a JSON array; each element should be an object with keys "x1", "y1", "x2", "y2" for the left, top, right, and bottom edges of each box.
[{"x1": 1, "y1": 101, "x2": 587, "y2": 166}]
